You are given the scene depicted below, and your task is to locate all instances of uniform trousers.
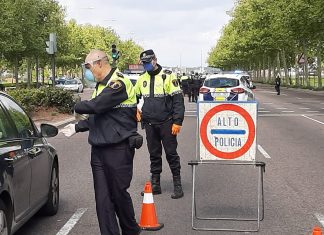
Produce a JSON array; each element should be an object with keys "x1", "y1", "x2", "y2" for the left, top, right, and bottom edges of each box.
[
  {"x1": 91, "y1": 141, "x2": 140, "y2": 235},
  {"x1": 144, "y1": 119, "x2": 181, "y2": 176}
]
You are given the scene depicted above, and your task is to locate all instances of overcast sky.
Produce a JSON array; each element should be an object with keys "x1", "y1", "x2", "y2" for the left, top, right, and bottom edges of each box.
[{"x1": 57, "y1": 0, "x2": 235, "y2": 68}]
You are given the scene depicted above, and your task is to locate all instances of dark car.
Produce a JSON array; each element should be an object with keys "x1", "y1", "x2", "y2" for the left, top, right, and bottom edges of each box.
[{"x1": 0, "y1": 92, "x2": 59, "y2": 235}]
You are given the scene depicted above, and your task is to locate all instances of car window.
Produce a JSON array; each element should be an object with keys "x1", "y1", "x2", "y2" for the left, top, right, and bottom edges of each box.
[
  {"x1": 204, "y1": 78, "x2": 239, "y2": 88},
  {"x1": 0, "y1": 95, "x2": 35, "y2": 138},
  {"x1": 0, "y1": 104, "x2": 16, "y2": 140},
  {"x1": 65, "y1": 80, "x2": 77, "y2": 85}
]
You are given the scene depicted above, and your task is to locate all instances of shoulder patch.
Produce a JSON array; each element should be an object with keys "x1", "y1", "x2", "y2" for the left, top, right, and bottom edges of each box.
[
  {"x1": 172, "y1": 79, "x2": 179, "y2": 87},
  {"x1": 163, "y1": 69, "x2": 172, "y2": 75},
  {"x1": 108, "y1": 80, "x2": 123, "y2": 90},
  {"x1": 116, "y1": 72, "x2": 124, "y2": 78}
]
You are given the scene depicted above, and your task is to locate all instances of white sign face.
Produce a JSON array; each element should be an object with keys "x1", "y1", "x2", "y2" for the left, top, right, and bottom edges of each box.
[{"x1": 199, "y1": 102, "x2": 257, "y2": 161}]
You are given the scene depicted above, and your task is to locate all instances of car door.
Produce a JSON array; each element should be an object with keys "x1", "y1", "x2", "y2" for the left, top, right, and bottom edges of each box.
[
  {"x1": 0, "y1": 95, "x2": 51, "y2": 209},
  {"x1": 0, "y1": 95, "x2": 32, "y2": 222}
]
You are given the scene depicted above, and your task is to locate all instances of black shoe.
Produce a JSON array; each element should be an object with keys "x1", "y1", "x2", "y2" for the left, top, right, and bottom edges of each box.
[{"x1": 171, "y1": 175, "x2": 184, "y2": 199}]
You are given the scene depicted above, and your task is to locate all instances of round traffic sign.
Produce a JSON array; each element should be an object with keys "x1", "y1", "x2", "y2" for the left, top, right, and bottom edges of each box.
[{"x1": 200, "y1": 104, "x2": 255, "y2": 159}]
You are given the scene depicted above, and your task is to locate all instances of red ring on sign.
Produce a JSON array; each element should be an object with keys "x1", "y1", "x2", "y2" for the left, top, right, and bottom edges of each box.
[{"x1": 200, "y1": 104, "x2": 255, "y2": 159}]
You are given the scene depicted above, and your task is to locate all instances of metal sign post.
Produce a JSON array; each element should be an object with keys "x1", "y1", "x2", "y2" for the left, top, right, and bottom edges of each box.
[{"x1": 188, "y1": 101, "x2": 265, "y2": 232}]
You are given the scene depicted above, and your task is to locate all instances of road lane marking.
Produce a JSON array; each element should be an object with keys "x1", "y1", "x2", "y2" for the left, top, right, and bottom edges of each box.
[
  {"x1": 315, "y1": 213, "x2": 324, "y2": 227},
  {"x1": 276, "y1": 107, "x2": 287, "y2": 109},
  {"x1": 56, "y1": 208, "x2": 87, "y2": 235},
  {"x1": 259, "y1": 107, "x2": 265, "y2": 110},
  {"x1": 258, "y1": 111, "x2": 270, "y2": 113},
  {"x1": 185, "y1": 110, "x2": 197, "y2": 113},
  {"x1": 281, "y1": 111, "x2": 294, "y2": 113},
  {"x1": 263, "y1": 102, "x2": 273, "y2": 105},
  {"x1": 297, "y1": 97, "x2": 302, "y2": 99},
  {"x1": 302, "y1": 115, "x2": 324, "y2": 125},
  {"x1": 259, "y1": 113, "x2": 324, "y2": 117},
  {"x1": 257, "y1": 145, "x2": 271, "y2": 159}
]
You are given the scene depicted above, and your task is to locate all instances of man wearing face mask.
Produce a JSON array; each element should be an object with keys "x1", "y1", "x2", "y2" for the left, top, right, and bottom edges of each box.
[
  {"x1": 135, "y1": 49, "x2": 185, "y2": 199},
  {"x1": 60, "y1": 49, "x2": 141, "y2": 235}
]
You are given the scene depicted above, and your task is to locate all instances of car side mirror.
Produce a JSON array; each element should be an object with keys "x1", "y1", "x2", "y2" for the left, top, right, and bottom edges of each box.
[
  {"x1": 40, "y1": 124, "x2": 58, "y2": 137},
  {"x1": 252, "y1": 85, "x2": 256, "y2": 89}
]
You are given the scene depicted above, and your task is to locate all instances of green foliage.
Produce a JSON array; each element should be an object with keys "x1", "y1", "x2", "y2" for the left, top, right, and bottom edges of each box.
[
  {"x1": 8, "y1": 87, "x2": 76, "y2": 114},
  {"x1": 208, "y1": 0, "x2": 324, "y2": 71}
]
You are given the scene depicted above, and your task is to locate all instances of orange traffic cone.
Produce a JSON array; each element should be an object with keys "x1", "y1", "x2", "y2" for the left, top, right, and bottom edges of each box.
[
  {"x1": 139, "y1": 181, "x2": 164, "y2": 231},
  {"x1": 313, "y1": 227, "x2": 323, "y2": 235}
]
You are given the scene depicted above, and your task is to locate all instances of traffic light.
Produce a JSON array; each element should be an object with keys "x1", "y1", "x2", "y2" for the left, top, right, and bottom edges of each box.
[
  {"x1": 111, "y1": 44, "x2": 119, "y2": 60},
  {"x1": 46, "y1": 41, "x2": 54, "y2": 54},
  {"x1": 45, "y1": 33, "x2": 57, "y2": 55}
]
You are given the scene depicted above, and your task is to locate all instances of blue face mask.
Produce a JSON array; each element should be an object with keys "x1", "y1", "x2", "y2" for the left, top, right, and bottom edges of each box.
[
  {"x1": 143, "y1": 62, "x2": 154, "y2": 72},
  {"x1": 84, "y1": 69, "x2": 95, "y2": 82}
]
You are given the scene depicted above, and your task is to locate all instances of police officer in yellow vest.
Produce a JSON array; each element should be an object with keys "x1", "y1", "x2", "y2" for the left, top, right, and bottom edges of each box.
[
  {"x1": 61, "y1": 49, "x2": 141, "y2": 235},
  {"x1": 135, "y1": 49, "x2": 185, "y2": 199}
]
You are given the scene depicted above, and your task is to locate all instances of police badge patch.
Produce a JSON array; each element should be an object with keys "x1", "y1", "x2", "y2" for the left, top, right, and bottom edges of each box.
[
  {"x1": 172, "y1": 79, "x2": 179, "y2": 87},
  {"x1": 108, "y1": 80, "x2": 122, "y2": 89},
  {"x1": 143, "y1": 81, "x2": 147, "y2": 88}
]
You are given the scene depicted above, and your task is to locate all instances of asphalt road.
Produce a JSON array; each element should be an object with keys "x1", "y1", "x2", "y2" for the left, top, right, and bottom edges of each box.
[{"x1": 15, "y1": 84, "x2": 324, "y2": 235}]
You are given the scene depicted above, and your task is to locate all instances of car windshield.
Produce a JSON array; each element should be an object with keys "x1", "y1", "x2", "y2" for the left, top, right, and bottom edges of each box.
[
  {"x1": 64, "y1": 80, "x2": 77, "y2": 85},
  {"x1": 56, "y1": 80, "x2": 65, "y2": 85},
  {"x1": 204, "y1": 77, "x2": 239, "y2": 88}
]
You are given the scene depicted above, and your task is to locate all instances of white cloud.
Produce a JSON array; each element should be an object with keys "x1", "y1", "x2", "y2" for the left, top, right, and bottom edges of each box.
[{"x1": 57, "y1": 0, "x2": 234, "y2": 67}]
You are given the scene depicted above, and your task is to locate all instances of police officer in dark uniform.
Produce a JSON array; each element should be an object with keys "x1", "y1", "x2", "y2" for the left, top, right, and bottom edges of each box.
[
  {"x1": 135, "y1": 49, "x2": 185, "y2": 199},
  {"x1": 180, "y1": 72, "x2": 189, "y2": 97},
  {"x1": 275, "y1": 74, "x2": 281, "y2": 95},
  {"x1": 192, "y1": 72, "x2": 201, "y2": 102},
  {"x1": 61, "y1": 49, "x2": 141, "y2": 235}
]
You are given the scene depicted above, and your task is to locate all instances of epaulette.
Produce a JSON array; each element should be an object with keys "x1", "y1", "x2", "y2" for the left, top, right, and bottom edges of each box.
[
  {"x1": 116, "y1": 71, "x2": 124, "y2": 78},
  {"x1": 163, "y1": 69, "x2": 172, "y2": 75}
]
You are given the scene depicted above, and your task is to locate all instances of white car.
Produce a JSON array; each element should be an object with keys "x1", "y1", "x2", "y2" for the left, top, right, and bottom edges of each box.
[
  {"x1": 199, "y1": 73, "x2": 255, "y2": 101},
  {"x1": 126, "y1": 73, "x2": 141, "y2": 86},
  {"x1": 62, "y1": 79, "x2": 84, "y2": 93}
]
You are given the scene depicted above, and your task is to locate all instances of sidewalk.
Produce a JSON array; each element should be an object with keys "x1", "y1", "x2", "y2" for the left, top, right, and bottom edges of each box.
[
  {"x1": 34, "y1": 116, "x2": 76, "y2": 130},
  {"x1": 255, "y1": 82, "x2": 324, "y2": 96}
]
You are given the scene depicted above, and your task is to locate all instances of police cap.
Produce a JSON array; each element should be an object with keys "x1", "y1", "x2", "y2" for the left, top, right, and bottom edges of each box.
[{"x1": 140, "y1": 49, "x2": 155, "y2": 63}]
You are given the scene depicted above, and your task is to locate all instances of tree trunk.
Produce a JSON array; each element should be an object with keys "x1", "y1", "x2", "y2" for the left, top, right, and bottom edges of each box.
[
  {"x1": 27, "y1": 58, "x2": 31, "y2": 88},
  {"x1": 303, "y1": 42, "x2": 309, "y2": 87},
  {"x1": 276, "y1": 51, "x2": 281, "y2": 79},
  {"x1": 36, "y1": 57, "x2": 39, "y2": 87},
  {"x1": 15, "y1": 57, "x2": 19, "y2": 88},
  {"x1": 42, "y1": 67, "x2": 45, "y2": 85},
  {"x1": 281, "y1": 50, "x2": 289, "y2": 85},
  {"x1": 267, "y1": 56, "x2": 271, "y2": 83},
  {"x1": 262, "y1": 55, "x2": 266, "y2": 82},
  {"x1": 295, "y1": 54, "x2": 300, "y2": 87},
  {"x1": 317, "y1": 43, "x2": 322, "y2": 89}
]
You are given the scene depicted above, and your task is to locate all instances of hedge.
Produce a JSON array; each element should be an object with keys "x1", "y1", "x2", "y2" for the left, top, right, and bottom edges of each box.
[{"x1": 7, "y1": 87, "x2": 76, "y2": 114}]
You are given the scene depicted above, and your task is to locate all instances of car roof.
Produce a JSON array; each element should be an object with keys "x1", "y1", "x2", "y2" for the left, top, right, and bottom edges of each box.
[{"x1": 205, "y1": 73, "x2": 241, "y2": 80}]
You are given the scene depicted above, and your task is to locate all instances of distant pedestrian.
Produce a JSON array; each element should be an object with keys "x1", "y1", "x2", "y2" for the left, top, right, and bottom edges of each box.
[{"x1": 275, "y1": 74, "x2": 281, "y2": 95}]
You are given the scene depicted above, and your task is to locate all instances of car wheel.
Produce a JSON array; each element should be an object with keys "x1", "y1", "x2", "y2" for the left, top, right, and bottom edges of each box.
[
  {"x1": 0, "y1": 199, "x2": 10, "y2": 235},
  {"x1": 41, "y1": 162, "x2": 59, "y2": 216}
]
